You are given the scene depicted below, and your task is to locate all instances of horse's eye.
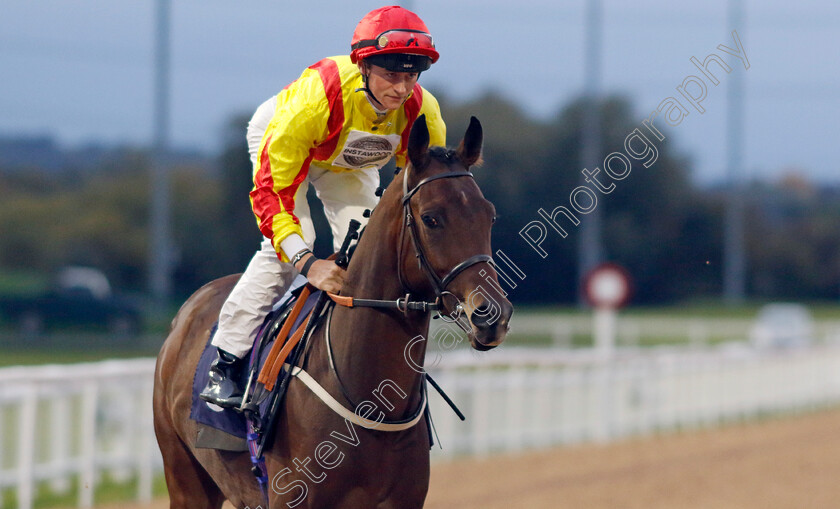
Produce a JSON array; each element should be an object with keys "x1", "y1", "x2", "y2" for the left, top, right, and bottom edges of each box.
[
  {"x1": 492, "y1": 215, "x2": 498, "y2": 225},
  {"x1": 421, "y1": 215, "x2": 440, "y2": 228}
]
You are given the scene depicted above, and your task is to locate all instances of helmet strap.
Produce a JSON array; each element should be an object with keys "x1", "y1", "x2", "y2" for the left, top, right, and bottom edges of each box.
[{"x1": 356, "y1": 63, "x2": 386, "y2": 111}]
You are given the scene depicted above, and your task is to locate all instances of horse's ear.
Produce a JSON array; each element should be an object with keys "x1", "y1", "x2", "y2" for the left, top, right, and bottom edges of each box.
[
  {"x1": 408, "y1": 114, "x2": 430, "y2": 171},
  {"x1": 457, "y1": 116, "x2": 483, "y2": 168}
]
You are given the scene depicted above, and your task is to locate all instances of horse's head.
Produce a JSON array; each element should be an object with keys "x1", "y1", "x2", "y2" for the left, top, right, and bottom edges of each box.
[{"x1": 398, "y1": 115, "x2": 513, "y2": 350}]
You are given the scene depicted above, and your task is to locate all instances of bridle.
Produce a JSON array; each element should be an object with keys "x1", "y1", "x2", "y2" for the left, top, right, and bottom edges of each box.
[
  {"x1": 307, "y1": 160, "x2": 487, "y2": 445},
  {"x1": 327, "y1": 161, "x2": 494, "y2": 320},
  {"x1": 246, "y1": 155, "x2": 491, "y2": 501},
  {"x1": 396, "y1": 162, "x2": 493, "y2": 319},
  {"x1": 320, "y1": 161, "x2": 489, "y2": 427}
]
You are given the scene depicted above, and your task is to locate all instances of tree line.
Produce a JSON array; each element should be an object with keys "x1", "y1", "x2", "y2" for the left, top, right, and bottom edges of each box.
[{"x1": 1, "y1": 92, "x2": 838, "y2": 306}]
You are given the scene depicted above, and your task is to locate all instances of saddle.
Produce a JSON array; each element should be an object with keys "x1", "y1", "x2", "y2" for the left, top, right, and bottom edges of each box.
[
  {"x1": 189, "y1": 221, "x2": 449, "y2": 502},
  {"x1": 190, "y1": 223, "x2": 362, "y2": 453},
  {"x1": 189, "y1": 275, "x2": 327, "y2": 451}
]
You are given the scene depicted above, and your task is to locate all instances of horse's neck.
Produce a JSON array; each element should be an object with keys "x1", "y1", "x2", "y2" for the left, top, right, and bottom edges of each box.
[{"x1": 326, "y1": 195, "x2": 430, "y2": 417}]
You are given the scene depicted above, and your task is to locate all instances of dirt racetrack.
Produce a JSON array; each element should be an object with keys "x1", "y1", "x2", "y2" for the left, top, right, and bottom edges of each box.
[{"x1": 108, "y1": 408, "x2": 840, "y2": 508}]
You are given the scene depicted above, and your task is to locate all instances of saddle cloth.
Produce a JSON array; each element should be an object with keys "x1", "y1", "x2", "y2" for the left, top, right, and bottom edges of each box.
[{"x1": 189, "y1": 275, "x2": 321, "y2": 450}]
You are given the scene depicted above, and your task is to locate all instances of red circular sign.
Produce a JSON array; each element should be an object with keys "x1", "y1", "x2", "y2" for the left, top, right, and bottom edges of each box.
[{"x1": 583, "y1": 263, "x2": 632, "y2": 309}]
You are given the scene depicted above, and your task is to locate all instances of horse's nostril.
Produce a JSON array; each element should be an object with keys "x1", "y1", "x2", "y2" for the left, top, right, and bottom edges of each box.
[{"x1": 470, "y1": 303, "x2": 494, "y2": 329}]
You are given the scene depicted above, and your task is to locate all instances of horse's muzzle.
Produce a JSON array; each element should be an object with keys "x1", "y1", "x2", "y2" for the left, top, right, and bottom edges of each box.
[{"x1": 467, "y1": 296, "x2": 513, "y2": 351}]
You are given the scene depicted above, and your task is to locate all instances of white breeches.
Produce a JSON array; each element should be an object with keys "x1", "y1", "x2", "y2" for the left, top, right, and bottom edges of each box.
[{"x1": 211, "y1": 165, "x2": 379, "y2": 357}]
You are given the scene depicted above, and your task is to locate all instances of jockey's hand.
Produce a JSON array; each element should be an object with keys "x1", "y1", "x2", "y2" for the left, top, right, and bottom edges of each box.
[{"x1": 297, "y1": 255, "x2": 345, "y2": 293}]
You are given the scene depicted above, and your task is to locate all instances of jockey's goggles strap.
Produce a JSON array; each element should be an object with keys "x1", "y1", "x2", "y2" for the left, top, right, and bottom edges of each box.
[{"x1": 351, "y1": 29, "x2": 434, "y2": 52}]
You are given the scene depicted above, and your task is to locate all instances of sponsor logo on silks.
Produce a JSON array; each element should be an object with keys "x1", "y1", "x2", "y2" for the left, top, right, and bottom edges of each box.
[{"x1": 333, "y1": 130, "x2": 400, "y2": 170}]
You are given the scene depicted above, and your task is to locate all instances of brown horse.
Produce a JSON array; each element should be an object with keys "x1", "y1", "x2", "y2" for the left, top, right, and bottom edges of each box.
[{"x1": 153, "y1": 115, "x2": 513, "y2": 508}]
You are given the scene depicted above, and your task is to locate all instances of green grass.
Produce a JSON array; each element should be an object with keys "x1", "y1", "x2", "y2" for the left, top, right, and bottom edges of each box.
[
  {"x1": 516, "y1": 300, "x2": 840, "y2": 320},
  {"x1": 0, "y1": 270, "x2": 50, "y2": 297},
  {"x1": 1, "y1": 474, "x2": 168, "y2": 509},
  {"x1": 5, "y1": 301, "x2": 840, "y2": 365},
  {"x1": 0, "y1": 334, "x2": 163, "y2": 368},
  {"x1": 489, "y1": 301, "x2": 840, "y2": 349}
]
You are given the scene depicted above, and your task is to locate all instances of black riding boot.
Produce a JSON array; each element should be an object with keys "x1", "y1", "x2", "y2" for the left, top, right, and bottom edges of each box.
[{"x1": 199, "y1": 348, "x2": 245, "y2": 408}]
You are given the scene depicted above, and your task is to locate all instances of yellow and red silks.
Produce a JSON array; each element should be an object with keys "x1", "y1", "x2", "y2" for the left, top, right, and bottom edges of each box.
[{"x1": 250, "y1": 55, "x2": 446, "y2": 261}]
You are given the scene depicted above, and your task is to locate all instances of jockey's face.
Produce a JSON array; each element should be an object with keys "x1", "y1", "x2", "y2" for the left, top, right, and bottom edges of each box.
[{"x1": 362, "y1": 63, "x2": 419, "y2": 111}]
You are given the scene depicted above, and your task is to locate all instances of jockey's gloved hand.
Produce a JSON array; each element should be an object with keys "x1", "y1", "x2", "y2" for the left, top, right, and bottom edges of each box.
[{"x1": 296, "y1": 254, "x2": 345, "y2": 293}]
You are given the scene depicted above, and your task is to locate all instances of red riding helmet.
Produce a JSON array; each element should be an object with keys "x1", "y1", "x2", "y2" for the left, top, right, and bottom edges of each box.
[{"x1": 350, "y1": 6, "x2": 439, "y2": 72}]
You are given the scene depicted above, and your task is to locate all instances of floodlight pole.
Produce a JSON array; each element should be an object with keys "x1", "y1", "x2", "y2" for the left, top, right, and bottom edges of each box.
[
  {"x1": 578, "y1": 0, "x2": 604, "y2": 301},
  {"x1": 723, "y1": 0, "x2": 746, "y2": 303},
  {"x1": 149, "y1": 0, "x2": 173, "y2": 304}
]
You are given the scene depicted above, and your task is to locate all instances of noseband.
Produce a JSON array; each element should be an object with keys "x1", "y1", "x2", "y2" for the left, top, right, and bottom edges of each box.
[
  {"x1": 397, "y1": 164, "x2": 493, "y2": 317},
  {"x1": 326, "y1": 163, "x2": 494, "y2": 318},
  {"x1": 313, "y1": 164, "x2": 487, "y2": 441}
]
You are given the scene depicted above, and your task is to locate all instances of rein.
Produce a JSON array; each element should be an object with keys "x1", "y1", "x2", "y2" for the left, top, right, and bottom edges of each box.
[
  {"x1": 326, "y1": 164, "x2": 493, "y2": 318},
  {"x1": 326, "y1": 291, "x2": 438, "y2": 313},
  {"x1": 298, "y1": 164, "x2": 483, "y2": 433},
  {"x1": 398, "y1": 167, "x2": 493, "y2": 307}
]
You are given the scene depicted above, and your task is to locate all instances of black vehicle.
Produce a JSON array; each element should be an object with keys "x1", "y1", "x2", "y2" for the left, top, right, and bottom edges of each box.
[{"x1": 0, "y1": 267, "x2": 142, "y2": 336}]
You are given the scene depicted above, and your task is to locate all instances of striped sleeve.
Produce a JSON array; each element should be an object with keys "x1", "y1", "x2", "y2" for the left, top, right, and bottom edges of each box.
[
  {"x1": 394, "y1": 86, "x2": 446, "y2": 168},
  {"x1": 420, "y1": 89, "x2": 446, "y2": 148},
  {"x1": 249, "y1": 68, "x2": 331, "y2": 262}
]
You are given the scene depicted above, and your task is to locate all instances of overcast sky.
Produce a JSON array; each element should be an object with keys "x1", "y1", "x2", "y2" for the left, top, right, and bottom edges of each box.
[{"x1": 2, "y1": 0, "x2": 838, "y2": 184}]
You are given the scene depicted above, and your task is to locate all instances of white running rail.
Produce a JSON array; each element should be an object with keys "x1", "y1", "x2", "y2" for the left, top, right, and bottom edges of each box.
[
  {"x1": 427, "y1": 343, "x2": 840, "y2": 459},
  {"x1": 0, "y1": 359, "x2": 158, "y2": 509},
  {"x1": 4, "y1": 340, "x2": 840, "y2": 507}
]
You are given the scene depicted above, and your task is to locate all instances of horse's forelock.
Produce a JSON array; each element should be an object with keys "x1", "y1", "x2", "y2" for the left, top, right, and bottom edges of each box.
[
  {"x1": 427, "y1": 146, "x2": 483, "y2": 169},
  {"x1": 427, "y1": 146, "x2": 462, "y2": 167}
]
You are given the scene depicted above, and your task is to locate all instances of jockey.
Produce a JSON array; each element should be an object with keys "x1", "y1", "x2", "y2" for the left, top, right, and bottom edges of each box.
[{"x1": 201, "y1": 5, "x2": 446, "y2": 408}]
